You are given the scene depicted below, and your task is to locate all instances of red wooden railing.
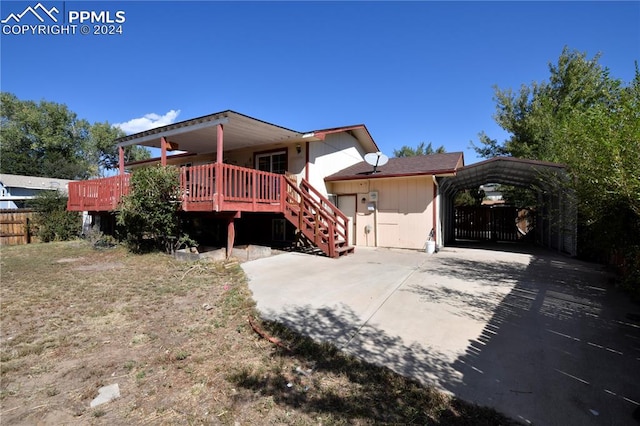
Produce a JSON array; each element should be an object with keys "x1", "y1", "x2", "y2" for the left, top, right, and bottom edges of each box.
[
  {"x1": 181, "y1": 164, "x2": 216, "y2": 211},
  {"x1": 282, "y1": 177, "x2": 352, "y2": 258},
  {"x1": 68, "y1": 164, "x2": 283, "y2": 213},
  {"x1": 67, "y1": 174, "x2": 130, "y2": 211},
  {"x1": 67, "y1": 164, "x2": 352, "y2": 257},
  {"x1": 218, "y1": 164, "x2": 282, "y2": 209},
  {"x1": 299, "y1": 179, "x2": 350, "y2": 248},
  {"x1": 180, "y1": 163, "x2": 282, "y2": 212}
]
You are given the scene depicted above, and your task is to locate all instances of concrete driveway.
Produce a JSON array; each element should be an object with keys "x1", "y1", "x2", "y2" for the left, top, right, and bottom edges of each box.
[{"x1": 242, "y1": 245, "x2": 640, "y2": 425}]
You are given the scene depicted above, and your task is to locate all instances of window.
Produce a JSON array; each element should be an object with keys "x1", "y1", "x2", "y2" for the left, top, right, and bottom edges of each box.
[{"x1": 256, "y1": 150, "x2": 287, "y2": 174}]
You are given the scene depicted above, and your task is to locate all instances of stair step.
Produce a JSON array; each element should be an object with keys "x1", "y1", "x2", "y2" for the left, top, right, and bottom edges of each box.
[
  {"x1": 284, "y1": 179, "x2": 353, "y2": 258},
  {"x1": 335, "y1": 246, "x2": 355, "y2": 256}
]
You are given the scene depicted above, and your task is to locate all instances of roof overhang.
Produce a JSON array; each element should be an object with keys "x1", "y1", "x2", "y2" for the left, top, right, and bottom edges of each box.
[
  {"x1": 303, "y1": 124, "x2": 379, "y2": 153},
  {"x1": 440, "y1": 157, "x2": 567, "y2": 195},
  {"x1": 116, "y1": 110, "x2": 303, "y2": 154},
  {"x1": 326, "y1": 169, "x2": 457, "y2": 183}
]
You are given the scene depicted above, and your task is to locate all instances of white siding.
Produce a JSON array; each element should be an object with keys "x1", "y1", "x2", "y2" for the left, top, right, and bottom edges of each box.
[
  {"x1": 307, "y1": 133, "x2": 367, "y2": 196},
  {"x1": 328, "y1": 176, "x2": 437, "y2": 250}
]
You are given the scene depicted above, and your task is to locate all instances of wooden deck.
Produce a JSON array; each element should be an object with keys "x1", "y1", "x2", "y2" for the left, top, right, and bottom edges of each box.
[
  {"x1": 67, "y1": 164, "x2": 283, "y2": 214},
  {"x1": 67, "y1": 164, "x2": 353, "y2": 258},
  {"x1": 67, "y1": 174, "x2": 130, "y2": 212}
]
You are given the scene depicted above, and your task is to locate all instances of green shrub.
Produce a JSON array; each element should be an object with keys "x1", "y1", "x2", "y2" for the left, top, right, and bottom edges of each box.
[
  {"x1": 30, "y1": 191, "x2": 81, "y2": 242},
  {"x1": 116, "y1": 165, "x2": 192, "y2": 253}
]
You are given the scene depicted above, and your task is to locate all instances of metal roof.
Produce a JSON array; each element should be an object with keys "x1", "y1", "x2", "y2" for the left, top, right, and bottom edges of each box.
[
  {"x1": 325, "y1": 152, "x2": 464, "y2": 181},
  {"x1": 439, "y1": 157, "x2": 567, "y2": 195}
]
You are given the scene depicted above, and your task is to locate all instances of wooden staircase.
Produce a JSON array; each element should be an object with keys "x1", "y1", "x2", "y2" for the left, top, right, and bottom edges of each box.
[{"x1": 282, "y1": 177, "x2": 354, "y2": 258}]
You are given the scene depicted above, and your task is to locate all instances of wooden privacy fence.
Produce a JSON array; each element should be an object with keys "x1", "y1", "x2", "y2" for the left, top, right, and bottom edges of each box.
[
  {"x1": 454, "y1": 206, "x2": 535, "y2": 242},
  {"x1": 0, "y1": 209, "x2": 37, "y2": 245}
]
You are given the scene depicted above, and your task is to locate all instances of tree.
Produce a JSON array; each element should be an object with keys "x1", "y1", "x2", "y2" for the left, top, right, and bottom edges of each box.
[
  {"x1": 88, "y1": 121, "x2": 150, "y2": 176},
  {"x1": 393, "y1": 142, "x2": 446, "y2": 157},
  {"x1": 473, "y1": 47, "x2": 640, "y2": 291},
  {"x1": 0, "y1": 92, "x2": 149, "y2": 179},
  {"x1": 454, "y1": 189, "x2": 485, "y2": 207},
  {"x1": 497, "y1": 185, "x2": 537, "y2": 208}
]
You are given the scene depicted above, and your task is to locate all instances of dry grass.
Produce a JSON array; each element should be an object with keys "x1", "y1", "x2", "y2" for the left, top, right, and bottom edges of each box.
[{"x1": 0, "y1": 241, "x2": 517, "y2": 425}]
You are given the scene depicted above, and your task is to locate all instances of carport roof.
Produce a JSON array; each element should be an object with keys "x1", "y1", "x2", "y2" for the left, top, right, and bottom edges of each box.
[
  {"x1": 325, "y1": 152, "x2": 464, "y2": 181},
  {"x1": 439, "y1": 156, "x2": 566, "y2": 195}
]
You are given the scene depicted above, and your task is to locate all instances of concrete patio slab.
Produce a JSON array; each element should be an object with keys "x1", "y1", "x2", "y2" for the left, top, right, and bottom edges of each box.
[{"x1": 242, "y1": 245, "x2": 640, "y2": 425}]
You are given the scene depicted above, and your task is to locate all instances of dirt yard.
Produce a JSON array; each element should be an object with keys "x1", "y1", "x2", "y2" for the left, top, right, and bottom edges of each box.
[{"x1": 0, "y1": 241, "x2": 516, "y2": 425}]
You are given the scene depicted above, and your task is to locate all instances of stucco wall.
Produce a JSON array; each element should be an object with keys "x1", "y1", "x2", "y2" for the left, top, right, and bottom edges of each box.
[{"x1": 328, "y1": 176, "x2": 436, "y2": 250}]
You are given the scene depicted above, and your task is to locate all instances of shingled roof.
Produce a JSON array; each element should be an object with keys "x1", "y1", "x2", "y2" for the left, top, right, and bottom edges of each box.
[{"x1": 325, "y1": 152, "x2": 464, "y2": 182}]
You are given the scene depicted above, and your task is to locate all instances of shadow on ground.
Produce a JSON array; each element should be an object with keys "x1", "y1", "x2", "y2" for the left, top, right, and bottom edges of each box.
[
  {"x1": 434, "y1": 248, "x2": 640, "y2": 425},
  {"x1": 242, "y1": 245, "x2": 640, "y2": 425},
  {"x1": 231, "y1": 306, "x2": 517, "y2": 425}
]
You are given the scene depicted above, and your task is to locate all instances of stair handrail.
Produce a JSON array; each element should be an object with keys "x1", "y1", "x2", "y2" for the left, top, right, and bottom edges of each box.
[
  {"x1": 282, "y1": 177, "x2": 336, "y2": 254},
  {"x1": 284, "y1": 179, "x2": 341, "y2": 231},
  {"x1": 299, "y1": 179, "x2": 349, "y2": 244}
]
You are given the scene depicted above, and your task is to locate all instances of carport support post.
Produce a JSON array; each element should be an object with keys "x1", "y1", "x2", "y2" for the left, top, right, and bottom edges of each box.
[{"x1": 557, "y1": 188, "x2": 564, "y2": 253}]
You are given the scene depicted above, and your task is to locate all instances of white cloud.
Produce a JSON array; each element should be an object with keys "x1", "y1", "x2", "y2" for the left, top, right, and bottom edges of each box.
[{"x1": 114, "y1": 109, "x2": 181, "y2": 134}]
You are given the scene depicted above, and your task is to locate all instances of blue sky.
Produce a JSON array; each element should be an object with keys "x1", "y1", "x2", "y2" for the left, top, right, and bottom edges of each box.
[{"x1": 1, "y1": 1, "x2": 638, "y2": 164}]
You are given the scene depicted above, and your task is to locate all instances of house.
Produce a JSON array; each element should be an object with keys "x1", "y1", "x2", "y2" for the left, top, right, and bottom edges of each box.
[
  {"x1": 480, "y1": 183, "x2": 504, "y2": 205},
  {"x1": 67, "y1": 110, "x2": 576, "y2": 257},
  {"x1": 67, "y1": 110, "x2": 381, "y2": 258},
  {"x1": 0, "y1": 174, "x2": 73, "y2": 209},
  {"x1": 67, "y1": 110, "x2": 465, "y2": 257}
]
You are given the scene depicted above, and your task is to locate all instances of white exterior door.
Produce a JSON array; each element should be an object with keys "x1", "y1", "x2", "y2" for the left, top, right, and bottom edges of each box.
[{"x1": 337, "y1": 195, "x2": 357, "y2": 246}]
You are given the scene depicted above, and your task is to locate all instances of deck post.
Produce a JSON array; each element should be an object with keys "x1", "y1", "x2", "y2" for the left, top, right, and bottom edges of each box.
[
  {"x1": 225, "y1": 211, "x2": 240, "y2": 259},
  {"x1": 161, "y1": 137, "x2": 168, "y2": 166},
  {"x1": 227, "y1": 218, "x2": 235, "y2": 259},
  {"x1": 216, "y1": 124, "x2": 224, "y2": 163},
  {"x1": 215, "y1": 124, "x2": 224, "y2": 211},
  {"x1": 118, "y1": 146, "x2": 125, "y2": 175}
]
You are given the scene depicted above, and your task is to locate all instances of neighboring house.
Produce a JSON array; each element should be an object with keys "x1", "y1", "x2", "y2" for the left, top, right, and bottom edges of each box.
[
  {"x1": 0, "y1": 174, "x2": 72, "y2": 209},
  {"x1": 480, "y1": 183, "x2": 504, "y2": 205}
]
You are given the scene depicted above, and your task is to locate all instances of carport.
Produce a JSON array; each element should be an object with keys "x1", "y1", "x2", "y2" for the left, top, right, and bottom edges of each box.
[{"x1": 438, "y1": 157, "x2": 577, "y2": 256}]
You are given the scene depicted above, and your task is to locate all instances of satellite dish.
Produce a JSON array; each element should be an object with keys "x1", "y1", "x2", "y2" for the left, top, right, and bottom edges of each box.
[{"x1": 364, "y1": 152, "x2": 389, "y2": 174}]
